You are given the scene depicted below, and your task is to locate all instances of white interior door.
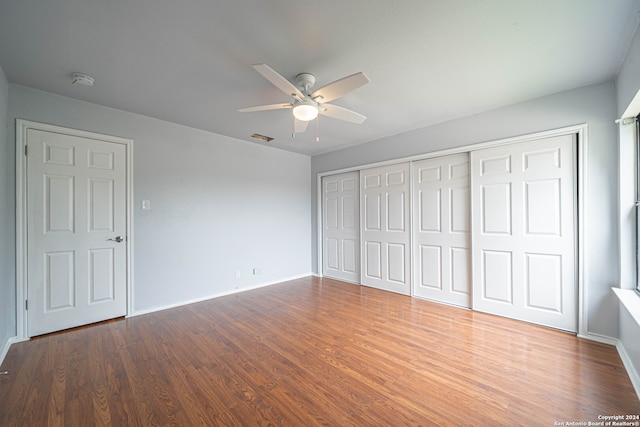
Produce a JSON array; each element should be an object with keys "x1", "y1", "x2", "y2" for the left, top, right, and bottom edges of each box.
[
  {"x1": 322, "y1": 172, "x2": 360, "y2": 283},
  {"x1": 471, "y1": 134, "x2": 577, "y2": 332},
  {"x1": 361, "y1": 162, "x2": 411, "y2": 295},
  {"x1": 413, "y1": 153, "x2": 471, "y2": 307},
  {"x1": 27, "y1": 128, "x2": 128, "y2": 336}
]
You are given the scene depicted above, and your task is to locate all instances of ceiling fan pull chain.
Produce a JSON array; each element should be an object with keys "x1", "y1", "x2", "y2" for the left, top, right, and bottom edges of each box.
[{"x1": 316, "y1": 116, "x2": 320, "y2": 142}]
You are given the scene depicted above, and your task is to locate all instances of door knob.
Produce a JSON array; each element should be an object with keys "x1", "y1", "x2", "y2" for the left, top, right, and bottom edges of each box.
[{"x1": 108, "y1": 236, "x2": 125, "y2": 243}]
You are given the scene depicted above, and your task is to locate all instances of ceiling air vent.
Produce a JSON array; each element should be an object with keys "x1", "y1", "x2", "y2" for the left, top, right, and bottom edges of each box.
[
  {"x1": 251, "y1": 133, "x2": 274, "y2": 142},
  {"x1": 71, "y1": 72, "x2": 95, "y2": 86}
]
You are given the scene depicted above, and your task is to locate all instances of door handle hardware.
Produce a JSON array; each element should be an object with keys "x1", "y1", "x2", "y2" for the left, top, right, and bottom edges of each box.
[{"x1": 107, "y1": 236, "x2": 125, "y2": 243}]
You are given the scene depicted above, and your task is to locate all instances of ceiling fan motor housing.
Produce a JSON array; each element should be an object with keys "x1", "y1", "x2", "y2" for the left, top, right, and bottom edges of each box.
[{"x1": 295, "y1": 73, "x2": 316, "y2": 93}]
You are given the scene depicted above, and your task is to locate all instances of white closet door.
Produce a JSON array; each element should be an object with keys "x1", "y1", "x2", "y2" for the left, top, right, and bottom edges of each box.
[
  {"x1": 413, "y1": 153, "x2": 470, "y2": 307},
  {"x1": 471, "y1": 135, "x2": 577, "y2": 332},
  {"x1": 322, "y1": 172, "x2": 360, "y2": 283},
  {"x1": 361, "y1": 162, "x2": 411, "y2": 295}
]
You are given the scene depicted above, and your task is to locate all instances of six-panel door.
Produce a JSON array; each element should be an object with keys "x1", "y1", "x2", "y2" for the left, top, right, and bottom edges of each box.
[
  {"x1": 413, "y1": 153, "x2": 471, "y2": 307},
  {"x1": 360, "y1": 163, "x2": 411, "y2": 295},
  {"x1": 27, "y1": 129, "x2": 128, "y2": 336},
  {"x1": 322, "y1": 172, "x2": 360, "y2": 283},
  {"x1": 470, "y1": 135, "x2": 577, "y2": 332}
]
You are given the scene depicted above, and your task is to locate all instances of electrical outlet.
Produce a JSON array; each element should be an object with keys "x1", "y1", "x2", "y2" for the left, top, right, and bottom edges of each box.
[
  {"x1": 253, "y1": 267, "x2": 260, "y2": 275},
  {"x1": 235, "y1": 270, "x2": 241, "y2": 279}
]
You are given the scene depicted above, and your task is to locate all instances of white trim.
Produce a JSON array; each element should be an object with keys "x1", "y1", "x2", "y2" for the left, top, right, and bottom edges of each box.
[
  {"x1": 611, "y1": 288, "x2": 640, "y2": 400},
  {"x1": 409, "y1": 160, "x2": 415, "y2": 299},
  {"x1": 0, "y1": 338, "x2": 10, "y2": 365},
  {"x1": 125, "y1": 130, "x2": 135, "y2": 319},
  {"x1": 15, "y1": 121, "x2": 26, "y2": 340},
  {"x1": 617, "y1": 339, "x2": 640, "y2": 401},
  {"x1": 579, "y1": 330, "x2": 640, "y2": 400},
  {"x1": 613, "y1": 287, "x2": 640, "y2": 325},
  {"x1": 15, "y1": 119, "x2": 134, "y2": 340},
  {"x1": 316, "y1": 176, "x2": 323, "y2": 278},
  {"x1": 577, "y1": 331, "x2": 618, "y2": 346},
  {"x1": 316, "y1": 124, "x2": 588, "y2": 335},
  {"x1": 576, "y1": 125, "x2": 589, "y2": 337},
  {"x1": 128, "y1": 273, "x2": 312, "y2": 317},
  {"x1": 618, "y1": 120, "x2": 637, "y2": 289},
  {"x1": 0, "y1": 336, "x2": 28, "y2": 367}
]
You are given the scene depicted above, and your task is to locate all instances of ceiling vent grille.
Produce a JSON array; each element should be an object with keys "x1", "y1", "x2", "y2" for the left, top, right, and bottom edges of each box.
[{"x1": 251, "y1": 133, "x2": 274, "y2": 142}]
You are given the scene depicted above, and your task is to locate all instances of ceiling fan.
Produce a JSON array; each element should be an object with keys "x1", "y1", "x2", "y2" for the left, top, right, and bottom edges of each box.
[{"x1": 238, "y1": 64, "x2": 370, "y2": 135}]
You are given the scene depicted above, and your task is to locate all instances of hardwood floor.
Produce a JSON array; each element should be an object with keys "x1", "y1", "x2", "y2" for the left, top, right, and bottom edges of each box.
[{"x1": 1, "y1": 276, "x2": 638, "y2": 426}]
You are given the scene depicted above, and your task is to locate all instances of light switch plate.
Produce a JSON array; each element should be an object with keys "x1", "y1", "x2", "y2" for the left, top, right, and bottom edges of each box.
[{"x1": 142, "y1": 199, "x2": 151, "y2": 210}]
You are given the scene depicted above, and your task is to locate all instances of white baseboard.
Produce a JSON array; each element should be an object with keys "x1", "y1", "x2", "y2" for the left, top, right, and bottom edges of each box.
[
  {"x1": 577, "y1": 331, "x2": 618, "y2": 346},
  {"x1": 0, "y1": 337, "x2": 11, "y2": 366},
  {"x1": 617, "y1": 340, "x2": 640, "y2": 401},
  {"x1": 0, "y1": 336, "x2": 27, "y2": 367},
  {"x1": 578, "y1": 332, "x2": 640, "y2": 401},
  {"x1": 129, "y1": 273, "x2": 313, "y2": 318}
]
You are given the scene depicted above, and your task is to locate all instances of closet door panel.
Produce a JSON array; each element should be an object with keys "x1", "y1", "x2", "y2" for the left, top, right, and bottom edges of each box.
[
  {"x1": 471, "y1": 134, "x2": 576, "y2": 332},
  {"x1": 361, "y1": 163, "x2": 411, "y2": 295},
  {"x1": 413, "y1": 153, "x2": 471, "y2": 307},
  {"x1": 322, "y1": 172, "x2": 360, "y2": 283}
]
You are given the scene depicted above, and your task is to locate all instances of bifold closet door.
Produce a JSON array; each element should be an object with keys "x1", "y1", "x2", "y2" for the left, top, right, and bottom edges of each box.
[
  {"x1": 413, "y1": 153, "x2": 471, "y2": 307},
  {"x1": 471, "y1": 134, "x2": 577, "y2": 332},
  {"x1": 361, "y1": 162, "x2": 411, "y2": 295},
  {"x1": 322, "y1": 172, "x2": 360, "y2": 283}
]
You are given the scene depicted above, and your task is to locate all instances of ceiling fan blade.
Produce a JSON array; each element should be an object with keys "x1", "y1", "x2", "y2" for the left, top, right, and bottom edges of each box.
[
  {"x1": 237, "y1": 103, "x2": 293, "y2": 112},
  {"x1": 319, "y1": 104, "x2": 367, "y2": 124},
  {"x1": 294, "y1": 119, "x2": 309, "y2": 133},
  {"x1": 253, "y1": 64, "x2": 304, "y2": 100},
  {"x1": 311, "y1": 72, "x2": 370, "y2": 103}
]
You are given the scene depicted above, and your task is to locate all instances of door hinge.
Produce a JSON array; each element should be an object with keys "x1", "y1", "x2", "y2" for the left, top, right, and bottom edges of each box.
[
  {"x1": 24, "y1": 145, "x2": 28, "y2": 156},
  {"x1": 25, "y1": 300, "x2": 28, "y2": 310}
]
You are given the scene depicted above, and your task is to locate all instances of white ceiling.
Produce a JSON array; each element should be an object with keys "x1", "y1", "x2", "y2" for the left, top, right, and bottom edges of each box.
[{"x1": 1, "y1": 0, "x2": 639, "y2": 156}]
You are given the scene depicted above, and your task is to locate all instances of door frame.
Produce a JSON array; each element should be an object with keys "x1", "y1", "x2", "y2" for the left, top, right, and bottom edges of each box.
[
  {"x1": 15, "y1": 119, "x2": 134, "y2": 340},
  {"x1": 316, "y1": 123, "x2": 588, "y2": 336}
]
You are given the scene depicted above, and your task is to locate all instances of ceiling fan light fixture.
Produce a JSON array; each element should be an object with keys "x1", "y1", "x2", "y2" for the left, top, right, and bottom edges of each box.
[{"x1": 292, "y1": 101, "x2": 319, "y2": 121}]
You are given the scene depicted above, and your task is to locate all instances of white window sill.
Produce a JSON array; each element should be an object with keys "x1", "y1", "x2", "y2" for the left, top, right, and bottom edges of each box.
[{"x1": 613, "y1": 287, "x2": 640, "y2": 326}]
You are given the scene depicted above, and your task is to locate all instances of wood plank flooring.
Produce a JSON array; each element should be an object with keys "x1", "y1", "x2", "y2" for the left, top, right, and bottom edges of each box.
[{"x1": 1, "y1": 276, "x2": 638, "y2": 426}]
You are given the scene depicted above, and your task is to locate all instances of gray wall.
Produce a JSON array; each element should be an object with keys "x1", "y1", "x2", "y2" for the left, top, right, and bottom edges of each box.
[
  {"x1": 616, "y1": 25, "x2": 640, "y2": 394},
  {"x1": 0, "y1": 66, "x2": 15, "y2": 355},
  {"x1": 620, "y1": 303, "x2": 640, "y2": 390},
  {"x1": 617, "y1": 24, "x2": 640, "y2": 117},
  {"x1": 8, "y1": 84, "x2": 311, "y2": 314},
  {"x1": 617, "y1": 17, "x2": 640, "y2": 288},
  {"x1": 311, "y1": 81, "x2": 619, "y2": 338}
]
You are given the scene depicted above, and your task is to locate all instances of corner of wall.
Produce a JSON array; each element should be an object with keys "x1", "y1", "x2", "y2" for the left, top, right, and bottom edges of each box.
[
  {"x1": 617, "y1": 23, "x2": 640, "y2": 116},
  {"x1": 0, "y1": 64, "x2": 17, "y2": 367}
]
